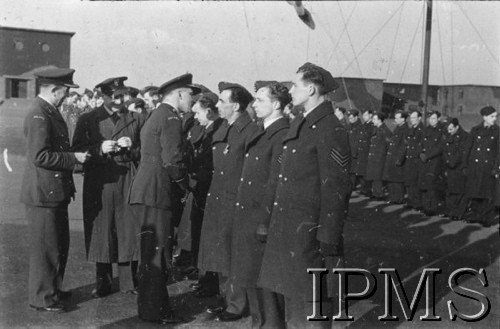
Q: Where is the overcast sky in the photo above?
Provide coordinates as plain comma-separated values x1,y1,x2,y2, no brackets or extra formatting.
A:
1,0,499,93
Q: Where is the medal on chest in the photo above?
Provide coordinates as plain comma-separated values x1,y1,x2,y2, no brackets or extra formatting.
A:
223,144,230,155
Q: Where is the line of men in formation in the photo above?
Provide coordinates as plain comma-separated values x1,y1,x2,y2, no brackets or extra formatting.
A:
20,65,500,328
341,106,499,227
21,63,351,328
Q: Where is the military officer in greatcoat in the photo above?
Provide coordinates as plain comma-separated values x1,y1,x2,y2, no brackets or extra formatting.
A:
443,118,471,220
72,77,146,298
365,112,392,199
197,82,260,321
354,109,374,196
259,63,351,328
347,109,362,190
418,111,446,216
229,81,290,327
128,73,200,324
463,106,499,227
21,68,90,312
404,110,424,210
383,110,409,204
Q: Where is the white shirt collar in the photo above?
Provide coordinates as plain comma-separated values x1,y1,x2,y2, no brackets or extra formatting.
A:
263,116,283,130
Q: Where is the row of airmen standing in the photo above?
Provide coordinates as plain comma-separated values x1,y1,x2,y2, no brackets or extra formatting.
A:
21,64,351,329
347,106,499,226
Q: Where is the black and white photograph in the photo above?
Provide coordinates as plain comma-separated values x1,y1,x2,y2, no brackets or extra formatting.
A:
0,0,498,328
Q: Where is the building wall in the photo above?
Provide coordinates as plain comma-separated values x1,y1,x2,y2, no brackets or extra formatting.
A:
438,85,500,116
0,28,72,76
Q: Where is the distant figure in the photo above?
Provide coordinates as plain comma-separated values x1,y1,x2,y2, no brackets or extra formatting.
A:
334,106,347,125
365,112,392,199
404,110,424,210
383,110,409,204
463,106,499,227
354,109,374,196
418,111,446,216
347,109,362,190
443,118,471,221
21,68,89,313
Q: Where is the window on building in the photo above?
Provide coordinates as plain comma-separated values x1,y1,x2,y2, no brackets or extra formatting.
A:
443,89,448,99
458,89,464,99
7,79,28,99
458,105,464,115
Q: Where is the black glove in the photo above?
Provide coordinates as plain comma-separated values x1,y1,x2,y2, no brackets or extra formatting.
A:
255,224,268,243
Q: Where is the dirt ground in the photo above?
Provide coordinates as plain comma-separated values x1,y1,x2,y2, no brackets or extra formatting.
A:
0,109,499,328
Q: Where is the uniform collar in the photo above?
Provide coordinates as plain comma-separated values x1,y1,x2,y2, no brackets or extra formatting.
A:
232,111,253,132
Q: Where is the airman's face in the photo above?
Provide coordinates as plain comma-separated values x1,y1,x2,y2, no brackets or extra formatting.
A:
192,102,210,126
447,123,459,135
348,114,358,124
290,72,310,107
394,113,405,126
253,87,276,120
428,114,439,127
484,112,498,126
54,87,69,108
410,112,421,127
372,115,382,127
217,89,237,121
334,108,345,121
178,88,194,113
362,111,372,123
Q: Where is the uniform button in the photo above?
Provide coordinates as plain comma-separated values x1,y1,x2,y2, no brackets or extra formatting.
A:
54,173,60,178
292,149,296,153
477,148,480,151
475,159,479,162
279,174,282,178
487,148,491,151
312,125,316,129
207,193,211,196
212,146,216,150
236,202,239,206
283,146,287,150
485,160,488,163
248,181,252,185
220,171,224,175
240,178,244,181
284,177,288,181
255,156,259,160
478,136,481,139
274,202,278,206
245,153,249,157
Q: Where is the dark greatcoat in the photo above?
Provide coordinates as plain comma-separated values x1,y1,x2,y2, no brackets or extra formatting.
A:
347,120,362,174
465,123,499,199
128,103,188,209
21,97,77,207
197,111,260,276
353,122,374,177
72,106,145,263
177,118,224,253
418,125,446,191
230,118,290,288
443,127,471,194
382,123,409,183
404,122,424,185
258,102,351,300
495,144,500,207
365,124,392,181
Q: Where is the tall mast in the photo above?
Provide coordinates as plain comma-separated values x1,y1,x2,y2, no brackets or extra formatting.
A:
421,0,433,124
